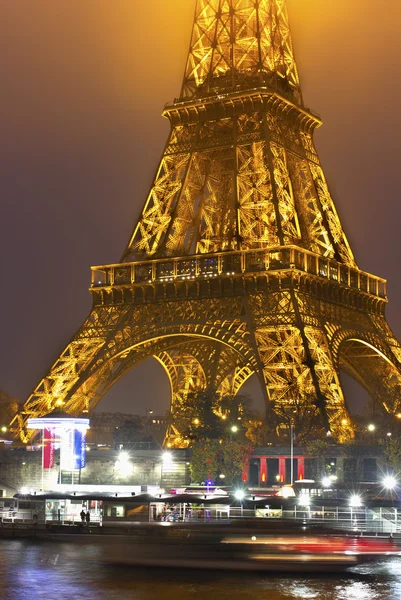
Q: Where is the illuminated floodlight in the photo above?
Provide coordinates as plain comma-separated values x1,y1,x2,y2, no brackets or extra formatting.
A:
367,423,376,432
321,476,332,488
162,451,173,467
0,426,7,433
298,493,310,507
235,490,245,501
382,475,397,490
349,494,362,508
115,451,132,477
231,425,238,433
19,487,29,495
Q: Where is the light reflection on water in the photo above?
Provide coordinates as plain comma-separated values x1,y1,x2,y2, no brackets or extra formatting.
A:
1,540,401,600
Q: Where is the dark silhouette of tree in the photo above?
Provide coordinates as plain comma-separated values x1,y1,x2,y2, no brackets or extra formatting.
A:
190,439,254,485
113,417,144,444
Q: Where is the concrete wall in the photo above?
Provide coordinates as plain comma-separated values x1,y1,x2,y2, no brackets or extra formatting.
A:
0,446,191,493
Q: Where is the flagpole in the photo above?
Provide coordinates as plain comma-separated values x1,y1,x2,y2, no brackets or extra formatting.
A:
41,429,44,491
290,421,294,485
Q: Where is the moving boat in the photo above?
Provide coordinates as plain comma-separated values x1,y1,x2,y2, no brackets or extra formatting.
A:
102,533,400,573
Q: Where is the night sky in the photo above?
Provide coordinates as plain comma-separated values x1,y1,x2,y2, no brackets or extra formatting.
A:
1,0,401,418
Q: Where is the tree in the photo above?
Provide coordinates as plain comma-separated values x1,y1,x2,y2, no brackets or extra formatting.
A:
244,417,274,446
221,441,254,485
190,439,254,486
0,389,19,434
272,384,328,444
190,440,221,483
305,439,331,480
383,436,401,473
113,417,144,444
174,390,257,444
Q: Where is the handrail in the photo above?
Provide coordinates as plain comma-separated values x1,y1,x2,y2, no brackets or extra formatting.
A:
90,246,386,300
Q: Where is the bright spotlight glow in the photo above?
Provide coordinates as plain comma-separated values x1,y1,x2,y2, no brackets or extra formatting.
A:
19,487,29,495
235,490,245,501
162,452,173,466
383,475,397,490
321,477,332,488
115,451,132,477
349,494,362,508
276,485,295,498
231,425,238,433
298,493,310,507
368,423,376,432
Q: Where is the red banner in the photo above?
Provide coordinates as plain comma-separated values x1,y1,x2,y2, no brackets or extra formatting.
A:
43,428,55,469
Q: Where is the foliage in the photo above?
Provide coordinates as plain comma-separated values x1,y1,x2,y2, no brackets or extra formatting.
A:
112,417,144,443
0,389,19,430
383,436,401,473
272,385,328,444
175,390,256,444
190,439,254,485
190,440,221,483
305,439,330,458
244,418,274,446
305,438,333,480
221,441,254,485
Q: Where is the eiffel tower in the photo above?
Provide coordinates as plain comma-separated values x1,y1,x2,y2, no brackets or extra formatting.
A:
11,0,401,445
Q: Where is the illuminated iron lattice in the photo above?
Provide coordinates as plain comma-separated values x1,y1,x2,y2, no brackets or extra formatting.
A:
11,0,401,446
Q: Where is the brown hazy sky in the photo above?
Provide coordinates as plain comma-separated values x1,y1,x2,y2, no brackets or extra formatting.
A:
1,0,401,416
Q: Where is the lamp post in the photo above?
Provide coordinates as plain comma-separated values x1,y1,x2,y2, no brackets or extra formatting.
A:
290,420,294,485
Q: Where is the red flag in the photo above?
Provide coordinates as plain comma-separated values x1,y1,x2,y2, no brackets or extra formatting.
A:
43,428,55,469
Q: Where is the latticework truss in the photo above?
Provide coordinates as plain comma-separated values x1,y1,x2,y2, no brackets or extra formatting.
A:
9,0,401,446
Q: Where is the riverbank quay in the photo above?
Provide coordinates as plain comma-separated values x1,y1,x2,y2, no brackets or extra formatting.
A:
1,517,401,542
6,488,401,534
0,519,399,574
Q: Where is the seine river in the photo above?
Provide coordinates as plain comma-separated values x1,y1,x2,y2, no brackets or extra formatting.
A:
1,539,401,600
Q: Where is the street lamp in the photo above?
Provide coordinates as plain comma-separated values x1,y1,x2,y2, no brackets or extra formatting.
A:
321,476,332,488
115,451,133,477
229,425,238,441
235,489,245,517
162,451,173,467
349,494,362,508
382,475,397,490
367,423,376,432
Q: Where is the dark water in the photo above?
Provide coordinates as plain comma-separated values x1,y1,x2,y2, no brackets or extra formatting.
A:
1,539,401,600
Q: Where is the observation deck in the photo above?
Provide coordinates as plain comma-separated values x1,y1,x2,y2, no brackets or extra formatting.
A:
90,246,386,302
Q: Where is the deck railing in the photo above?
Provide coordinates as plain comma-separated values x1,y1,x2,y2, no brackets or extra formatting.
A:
91,246,386,299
